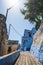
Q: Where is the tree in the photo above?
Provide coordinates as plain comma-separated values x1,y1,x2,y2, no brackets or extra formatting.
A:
21,0,43,30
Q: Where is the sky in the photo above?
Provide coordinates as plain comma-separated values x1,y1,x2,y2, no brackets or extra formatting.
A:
0,0,35,44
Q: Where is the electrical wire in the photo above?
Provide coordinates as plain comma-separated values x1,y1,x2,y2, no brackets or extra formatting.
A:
8,24,22,39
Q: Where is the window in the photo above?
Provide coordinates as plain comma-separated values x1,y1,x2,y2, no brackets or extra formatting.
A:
29,32,31,37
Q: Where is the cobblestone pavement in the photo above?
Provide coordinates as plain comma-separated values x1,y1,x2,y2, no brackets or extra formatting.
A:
14,51,41,65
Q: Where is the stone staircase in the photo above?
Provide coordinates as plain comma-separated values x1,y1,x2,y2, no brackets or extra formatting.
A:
15,51,41,65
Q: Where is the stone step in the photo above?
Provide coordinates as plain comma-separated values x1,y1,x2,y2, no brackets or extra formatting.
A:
14,51,41,65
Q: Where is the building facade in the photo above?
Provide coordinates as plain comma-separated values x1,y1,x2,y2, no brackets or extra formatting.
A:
0,14,8,56
7,40,20,54
21,28,36,51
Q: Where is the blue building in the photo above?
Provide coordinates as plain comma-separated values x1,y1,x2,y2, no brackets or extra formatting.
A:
21,28,36,51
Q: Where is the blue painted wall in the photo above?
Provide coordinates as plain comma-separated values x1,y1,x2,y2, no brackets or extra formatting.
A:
0,51,20,65
21,28,36,51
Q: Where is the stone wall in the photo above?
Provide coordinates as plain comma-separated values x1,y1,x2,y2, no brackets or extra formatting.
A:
30,24,43,65
7,44,20,54
0,14,8,56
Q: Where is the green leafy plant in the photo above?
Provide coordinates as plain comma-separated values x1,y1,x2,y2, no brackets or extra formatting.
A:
21,0,43,30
